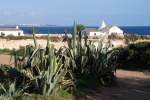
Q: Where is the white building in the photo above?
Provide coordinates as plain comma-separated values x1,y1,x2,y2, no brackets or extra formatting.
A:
99,20,107,29
82,21,124,37
82,28,105,37
0,26,24,36
98,21,124,37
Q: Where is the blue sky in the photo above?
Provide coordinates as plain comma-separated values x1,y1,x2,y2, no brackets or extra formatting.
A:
0,0,150,26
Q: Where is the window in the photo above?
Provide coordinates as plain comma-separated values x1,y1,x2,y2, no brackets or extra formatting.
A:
83,31,87,37
18,32,21,36
1,32,5,36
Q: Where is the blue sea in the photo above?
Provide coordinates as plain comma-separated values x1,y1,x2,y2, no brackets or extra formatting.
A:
18,26,150,35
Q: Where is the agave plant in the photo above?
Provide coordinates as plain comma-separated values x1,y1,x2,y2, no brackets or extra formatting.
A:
0,81,28,97
65,22,90,74
28,39,74,95
9,28,75,95
0,95,13,100
89,41,118,86
64,22,119,86
2,23,119,99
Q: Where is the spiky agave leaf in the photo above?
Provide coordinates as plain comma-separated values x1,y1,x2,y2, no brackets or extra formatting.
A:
73,21,77,49
20,69,34,80
32,26,37,48
41,52,72,96
7,29,75,96
0,82,28,97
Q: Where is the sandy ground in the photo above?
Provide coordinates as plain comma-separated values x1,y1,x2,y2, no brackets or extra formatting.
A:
0,54,14,66
0,39,126,66
82,70,150,100
0,39,67,50
0,55,150,100
0,38,150,50
0,38,126,50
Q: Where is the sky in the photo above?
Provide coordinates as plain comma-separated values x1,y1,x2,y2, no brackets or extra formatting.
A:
0,0,150,26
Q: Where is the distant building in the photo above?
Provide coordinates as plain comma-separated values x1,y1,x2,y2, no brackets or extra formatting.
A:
99,20,107,29
0,26,24,36
82,28,105,37
82,21,124,37
98,21,124,37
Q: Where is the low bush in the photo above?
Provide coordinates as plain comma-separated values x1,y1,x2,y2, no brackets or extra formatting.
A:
0,49,12,54
124,34,150,43
116,42,150,70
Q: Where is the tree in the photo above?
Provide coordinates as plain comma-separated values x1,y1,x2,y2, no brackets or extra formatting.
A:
77,24,85,33
76,24,85,42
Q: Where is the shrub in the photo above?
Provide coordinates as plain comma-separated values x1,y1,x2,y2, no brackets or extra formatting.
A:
117,42,150,70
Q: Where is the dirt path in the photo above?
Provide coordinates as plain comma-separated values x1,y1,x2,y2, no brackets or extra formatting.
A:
0,54,14,65
82,70,150,100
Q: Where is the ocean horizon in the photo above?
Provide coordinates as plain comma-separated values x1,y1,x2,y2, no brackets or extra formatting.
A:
19,26,150,35
0,26,150,35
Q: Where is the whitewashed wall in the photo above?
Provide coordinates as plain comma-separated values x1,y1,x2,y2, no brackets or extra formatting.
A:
109,26,124,37
89,32,106,36
0,30,24,36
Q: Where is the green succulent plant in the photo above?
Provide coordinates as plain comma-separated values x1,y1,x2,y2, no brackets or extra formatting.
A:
65,22,118,86
10,30,75,96
0,81,28,97
0,22,120,98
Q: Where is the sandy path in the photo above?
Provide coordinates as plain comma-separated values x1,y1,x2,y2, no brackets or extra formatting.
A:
0,54,13,65
82,70,150,100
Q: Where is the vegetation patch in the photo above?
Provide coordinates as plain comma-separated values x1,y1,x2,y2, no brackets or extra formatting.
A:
124,34,150,43
0,23,118,99
0,49,12,55
116,42,150,71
